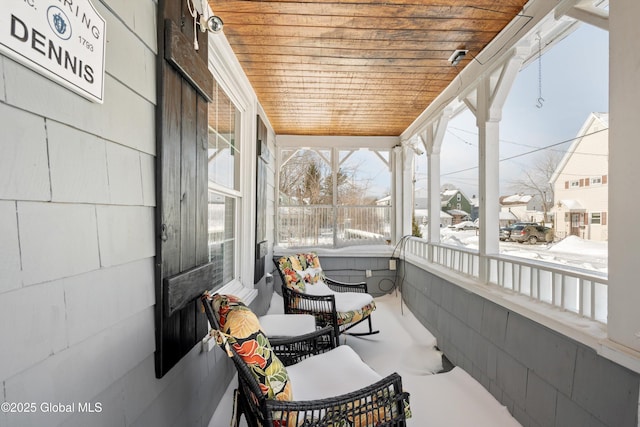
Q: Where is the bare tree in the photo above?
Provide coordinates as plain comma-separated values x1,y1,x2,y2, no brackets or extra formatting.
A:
509,151,562,222
280,150,373,206
279,150,331,204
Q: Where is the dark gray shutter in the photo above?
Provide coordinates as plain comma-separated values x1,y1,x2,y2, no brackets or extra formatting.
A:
155,0,213,378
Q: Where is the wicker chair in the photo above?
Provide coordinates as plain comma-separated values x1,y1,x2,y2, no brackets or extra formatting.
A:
274,253,379,345
201,293,410,427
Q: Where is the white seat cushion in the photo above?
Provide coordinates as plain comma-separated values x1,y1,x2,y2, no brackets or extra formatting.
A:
258,314,316,337
286,345,382,400
304,281,374,312
302,280,334,296
333,292,375,313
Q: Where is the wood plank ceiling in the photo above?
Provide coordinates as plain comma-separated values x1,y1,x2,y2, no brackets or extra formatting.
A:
209,0,528,136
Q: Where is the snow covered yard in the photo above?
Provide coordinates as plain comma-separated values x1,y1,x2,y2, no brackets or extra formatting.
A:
208,293,522,427
440,228,608,273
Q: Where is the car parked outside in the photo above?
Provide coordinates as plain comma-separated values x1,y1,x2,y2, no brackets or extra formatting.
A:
499,222,538,241
499,227,512,241
449,220,478,231
510,224,554,244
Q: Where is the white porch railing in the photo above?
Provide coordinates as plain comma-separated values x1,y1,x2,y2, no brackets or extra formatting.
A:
404,237,608,323
277,205,391,247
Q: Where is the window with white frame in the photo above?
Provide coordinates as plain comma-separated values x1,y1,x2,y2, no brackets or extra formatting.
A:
590,176,602,185
277,147,391,247
591,212,601,224
570,180,580,188
207,82,241,287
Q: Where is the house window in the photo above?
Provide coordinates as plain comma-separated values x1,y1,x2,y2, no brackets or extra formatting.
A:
457,203,461,209
208,82,241,286
570,180,580,188
277,147,391,247
590,176,602,185
591,212,601,224
456,193,462,201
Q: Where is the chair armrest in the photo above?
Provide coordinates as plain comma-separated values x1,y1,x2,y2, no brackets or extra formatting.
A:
281,286,341,347
264,373,410,426
270,326,336,366
325,277,369,293
281,286,338,313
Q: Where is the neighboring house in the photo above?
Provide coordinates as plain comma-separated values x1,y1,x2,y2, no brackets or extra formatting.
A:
414,187,453,228
441,189,473,224
550,112,609,241
376,195,391,206
499,194,545,224
446,209,472,224
499,210,519,227
414,209,453,228
469,195,480,221
413,187,453,227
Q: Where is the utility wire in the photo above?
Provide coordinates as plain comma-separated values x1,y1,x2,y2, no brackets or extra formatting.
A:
448,126,608,156
441,128,608,177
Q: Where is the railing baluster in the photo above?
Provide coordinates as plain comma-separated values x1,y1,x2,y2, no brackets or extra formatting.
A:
591,280,596,320
400,237,607,324
578,277,584,316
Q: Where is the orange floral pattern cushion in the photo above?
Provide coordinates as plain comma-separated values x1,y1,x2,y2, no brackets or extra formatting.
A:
277,253,377,326
277,253,324,293
211,294,293,401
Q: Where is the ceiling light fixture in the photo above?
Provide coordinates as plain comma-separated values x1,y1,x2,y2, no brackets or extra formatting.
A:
448,49,468,66
187,0,224,49
205,15,224,33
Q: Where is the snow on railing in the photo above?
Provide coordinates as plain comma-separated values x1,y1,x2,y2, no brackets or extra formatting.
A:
403,237,608,323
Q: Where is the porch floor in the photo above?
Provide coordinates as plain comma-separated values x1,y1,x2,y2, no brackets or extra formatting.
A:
208,292,521,426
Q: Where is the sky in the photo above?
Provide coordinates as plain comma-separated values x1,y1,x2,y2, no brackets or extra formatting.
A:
415,22,609,199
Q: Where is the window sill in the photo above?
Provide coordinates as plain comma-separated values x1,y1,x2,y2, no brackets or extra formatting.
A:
214,280,257,305
273,244,396,257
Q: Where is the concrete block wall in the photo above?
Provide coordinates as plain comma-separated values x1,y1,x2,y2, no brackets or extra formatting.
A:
0,1,232,426
401,261,639,427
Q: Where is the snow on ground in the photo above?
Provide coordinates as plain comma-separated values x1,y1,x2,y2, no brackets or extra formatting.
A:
209,293,522,427
438,229,607,273
209,233,607,426
547,235,607,257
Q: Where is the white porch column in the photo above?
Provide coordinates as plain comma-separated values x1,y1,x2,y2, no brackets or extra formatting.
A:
392,145,406,242
465,53,524,281
608,0,640,353
426,149,441,244
402,145,416,239
476,78,501,260
423,111,450,246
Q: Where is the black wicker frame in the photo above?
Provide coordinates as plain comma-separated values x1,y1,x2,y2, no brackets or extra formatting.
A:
201,294,409,427
274,256,380,346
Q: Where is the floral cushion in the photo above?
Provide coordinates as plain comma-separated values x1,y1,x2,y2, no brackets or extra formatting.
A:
336,300,376,327
277,253,324,293
210,294,293,401
277,253,377,327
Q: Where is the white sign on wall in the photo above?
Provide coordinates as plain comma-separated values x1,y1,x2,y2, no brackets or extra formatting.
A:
0,0,106,103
